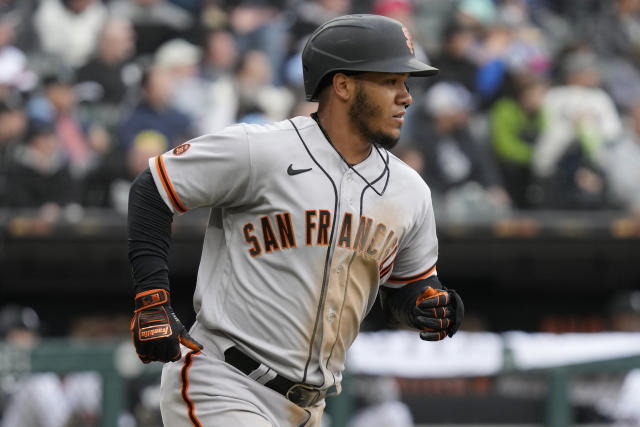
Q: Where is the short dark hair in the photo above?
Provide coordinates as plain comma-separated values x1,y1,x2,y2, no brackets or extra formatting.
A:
315,70,364,100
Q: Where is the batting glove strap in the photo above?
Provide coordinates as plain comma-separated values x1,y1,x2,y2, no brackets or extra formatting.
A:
134,288,170,312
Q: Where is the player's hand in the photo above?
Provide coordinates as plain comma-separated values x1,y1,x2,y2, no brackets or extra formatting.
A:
130,289,203,363
412,286,464,341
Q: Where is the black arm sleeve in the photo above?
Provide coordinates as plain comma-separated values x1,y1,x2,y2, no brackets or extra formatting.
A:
127,168,174,293
379,275,443,328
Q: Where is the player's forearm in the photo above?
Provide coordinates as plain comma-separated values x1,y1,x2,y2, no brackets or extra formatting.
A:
128,168,174,293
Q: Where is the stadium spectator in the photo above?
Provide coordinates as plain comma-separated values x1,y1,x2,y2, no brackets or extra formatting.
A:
226,0,288,85
372,0,411,24
0,0,38,51
118,66,192,149
110,130,168,214
287,0,352,56
0,18,37,93
453,0,497,35
0,305,104,427
495,5,551,77
490,73,548,209
153,38,224,135
517,0,573,56
546,0,604,32
201,28,238,82
591,0,640,69
403,81,510,219
109,0,194,56
27,72,110,179
0,304,73,427
0,92,27,168
429,21,479,94
603,100,640,214
473,23,521,108
532,49,623,209
154,37,287,132
33,0,107,68
0,305,41,347
451,1,551,109
233,49,294,123
4,120,77,208
590,0,640,112
0,92,27,204
75,17,137,110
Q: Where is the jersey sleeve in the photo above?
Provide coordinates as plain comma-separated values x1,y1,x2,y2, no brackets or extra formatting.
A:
383,186,438,288
148,124,253,214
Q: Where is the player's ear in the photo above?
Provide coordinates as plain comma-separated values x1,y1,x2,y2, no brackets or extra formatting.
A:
332,72,355,102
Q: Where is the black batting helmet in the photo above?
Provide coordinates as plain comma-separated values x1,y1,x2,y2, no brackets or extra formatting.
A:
302,14,438,102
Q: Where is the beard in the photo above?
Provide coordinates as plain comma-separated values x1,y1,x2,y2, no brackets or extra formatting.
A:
348,84,400,150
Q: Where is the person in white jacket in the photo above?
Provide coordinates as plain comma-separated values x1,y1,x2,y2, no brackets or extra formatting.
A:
532,50,622,208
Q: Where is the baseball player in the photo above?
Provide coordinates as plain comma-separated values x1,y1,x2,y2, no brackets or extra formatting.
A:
128,14,464,427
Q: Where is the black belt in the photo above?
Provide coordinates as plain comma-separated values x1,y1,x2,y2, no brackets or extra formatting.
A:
223,346,326,407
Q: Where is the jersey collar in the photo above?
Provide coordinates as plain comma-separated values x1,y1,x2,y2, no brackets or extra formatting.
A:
310,113,390,196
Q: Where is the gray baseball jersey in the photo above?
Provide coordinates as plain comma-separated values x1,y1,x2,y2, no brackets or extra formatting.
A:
149,115,438,410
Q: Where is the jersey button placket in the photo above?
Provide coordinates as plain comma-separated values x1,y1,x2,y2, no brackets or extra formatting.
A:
340,170,356,212
348,173,355,208
347,176,355,208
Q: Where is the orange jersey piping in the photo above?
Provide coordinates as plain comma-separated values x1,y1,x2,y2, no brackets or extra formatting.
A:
155,155,187,213
387,263,437,284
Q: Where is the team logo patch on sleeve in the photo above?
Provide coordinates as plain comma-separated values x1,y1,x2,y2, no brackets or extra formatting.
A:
173,143,191,156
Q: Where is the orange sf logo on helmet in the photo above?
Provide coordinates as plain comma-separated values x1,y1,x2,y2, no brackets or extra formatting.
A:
402,26,414,55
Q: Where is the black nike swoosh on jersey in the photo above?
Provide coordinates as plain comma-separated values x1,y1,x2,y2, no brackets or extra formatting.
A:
287,164,312,176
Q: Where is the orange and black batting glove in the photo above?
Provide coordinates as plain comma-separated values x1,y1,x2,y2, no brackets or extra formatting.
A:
413,286,464,341
130,289,203,363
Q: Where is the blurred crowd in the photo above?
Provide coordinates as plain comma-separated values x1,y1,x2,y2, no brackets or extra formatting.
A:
1,0,640,220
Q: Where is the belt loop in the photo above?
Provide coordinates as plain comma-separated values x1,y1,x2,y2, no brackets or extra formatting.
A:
253,366,278,385
248,363,270,381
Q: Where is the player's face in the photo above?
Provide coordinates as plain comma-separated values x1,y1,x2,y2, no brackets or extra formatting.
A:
348,72,412,150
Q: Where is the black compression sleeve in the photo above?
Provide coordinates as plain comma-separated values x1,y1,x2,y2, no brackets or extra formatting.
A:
379,275,443,328
127,168,173,293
